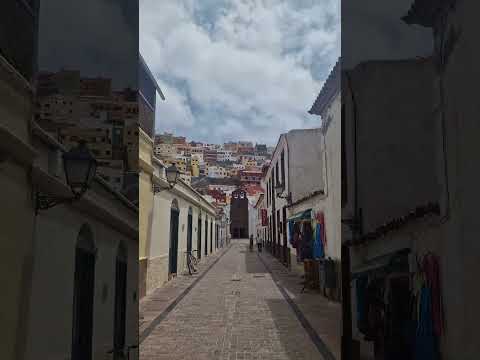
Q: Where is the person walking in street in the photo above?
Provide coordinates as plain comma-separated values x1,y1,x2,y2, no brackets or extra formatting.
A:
249,234,254,252
257,235,262,252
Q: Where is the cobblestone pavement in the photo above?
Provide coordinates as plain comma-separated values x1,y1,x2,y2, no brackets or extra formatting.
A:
140,244,230,336
140,239,335,360
258,251,341,360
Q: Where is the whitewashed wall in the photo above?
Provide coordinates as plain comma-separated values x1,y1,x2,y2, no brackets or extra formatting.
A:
286,129,325,204
25,202,138,360
148,180,217,294
321,93,342,261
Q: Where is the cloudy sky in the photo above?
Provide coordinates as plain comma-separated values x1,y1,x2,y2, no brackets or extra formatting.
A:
140,0,340,146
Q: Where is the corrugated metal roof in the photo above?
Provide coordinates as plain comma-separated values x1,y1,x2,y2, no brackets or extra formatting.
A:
309,58,340,116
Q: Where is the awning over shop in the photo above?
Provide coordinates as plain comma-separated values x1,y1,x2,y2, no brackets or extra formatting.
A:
288,209,312,222
350,248,410,280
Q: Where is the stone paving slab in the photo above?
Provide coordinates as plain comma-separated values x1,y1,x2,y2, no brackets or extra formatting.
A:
140,240,340,360
258,251,342,360
139,244,232,336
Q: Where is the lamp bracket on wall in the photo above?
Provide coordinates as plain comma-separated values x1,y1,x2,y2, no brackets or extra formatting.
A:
35,190,83,215
152,164,179,194
34,141,96,214
152,183,174,194
274,182,291,203
276,191,292,203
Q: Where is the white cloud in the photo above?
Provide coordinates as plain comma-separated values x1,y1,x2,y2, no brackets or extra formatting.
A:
140,0,339,145
154,81,195,131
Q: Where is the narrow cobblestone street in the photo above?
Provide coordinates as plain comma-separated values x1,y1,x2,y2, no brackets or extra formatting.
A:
140,240,339,360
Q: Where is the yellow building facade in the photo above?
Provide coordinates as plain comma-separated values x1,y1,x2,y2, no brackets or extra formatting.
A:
191,164,200,177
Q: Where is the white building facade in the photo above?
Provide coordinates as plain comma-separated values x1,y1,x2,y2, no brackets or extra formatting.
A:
207,165,228,179
145,157,221,294
263,126,340,280
217,150,235,162
308,59,342,299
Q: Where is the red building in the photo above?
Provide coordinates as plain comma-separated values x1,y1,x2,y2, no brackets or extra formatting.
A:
239,170,262,185
207,189,227,204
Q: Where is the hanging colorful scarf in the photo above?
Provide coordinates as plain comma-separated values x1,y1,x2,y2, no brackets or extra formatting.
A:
313,223,324,258
423,254,444,337
415,285,440,360
302,222,314,260
315,211,327,249
288,221,294,245
412,272,424,324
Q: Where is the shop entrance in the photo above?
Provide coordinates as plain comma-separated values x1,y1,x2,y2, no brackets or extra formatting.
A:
353,249,413,360
71,225,95,360
169,200,180,275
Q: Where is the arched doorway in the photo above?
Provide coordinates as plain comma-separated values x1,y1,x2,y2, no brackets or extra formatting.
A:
187,207,193,254
113,242,127,360
197,212,202,260
72,225,96,360
204,216,208,256
169,199,180,275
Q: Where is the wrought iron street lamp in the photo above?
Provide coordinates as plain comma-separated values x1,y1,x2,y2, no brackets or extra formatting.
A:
36,141,97,212
166,163,179,186
153,164,180,193
63,140,97,197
